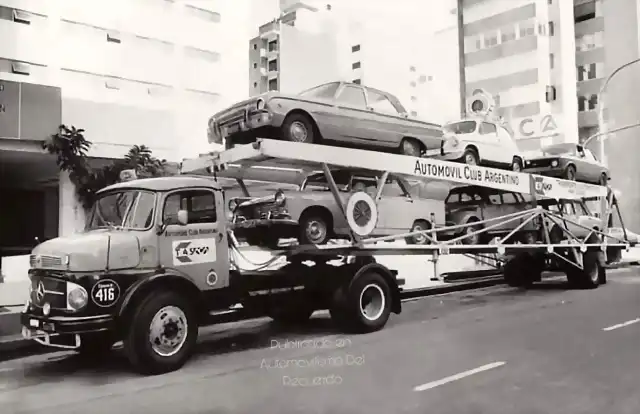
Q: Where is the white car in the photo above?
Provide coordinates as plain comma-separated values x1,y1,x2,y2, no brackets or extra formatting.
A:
437,118,523,171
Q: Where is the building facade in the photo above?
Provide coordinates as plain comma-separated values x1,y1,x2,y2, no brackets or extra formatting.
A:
0,0,249,263
442,0,640,230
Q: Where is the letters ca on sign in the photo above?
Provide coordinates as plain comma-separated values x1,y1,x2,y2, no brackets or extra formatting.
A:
512,115,558,137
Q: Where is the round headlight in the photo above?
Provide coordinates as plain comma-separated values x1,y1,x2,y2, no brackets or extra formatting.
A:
551,160,559,167
67,285,88,311
256,99,266,110
274,190,286,206
229,199,238,211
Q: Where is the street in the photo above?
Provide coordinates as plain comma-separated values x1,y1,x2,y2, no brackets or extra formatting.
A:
1,268,639,414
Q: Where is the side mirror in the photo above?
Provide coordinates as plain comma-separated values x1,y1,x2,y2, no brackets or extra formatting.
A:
177,210,188,226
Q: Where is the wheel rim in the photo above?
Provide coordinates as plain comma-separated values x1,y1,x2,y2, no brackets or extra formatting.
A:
588,261,599,284
567,168,576,180
353,200,372,227
465,153,477,165
289,121,308,142
305,219,327,244
412,224,428,244
149,306,188,357
512,161,521,172
403,141,420,156
359,283,385,321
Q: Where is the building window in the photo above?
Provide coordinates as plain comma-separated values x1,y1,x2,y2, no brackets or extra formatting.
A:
410,96,417,102
10,61,31,75
587,63,597,79
268,59,278,71
575,2,596,23
519,20,536,38
577,63,597,81
268,40,278,52
410,111,418,117
253,63,258,69
409,66,416,72
352,44,360,52
588,94,598,110
352,61,361,69
501,25,516,43
352,79,361,84
578,96,587,112
184,5,221,23
253,82,258,88
253,44,257,50
10,8,32,25
418,75,428,83
550,53,555,69
576,32,603,51
410,81,417,87
484,31,498,47
548,21,555,36
268,78,278,91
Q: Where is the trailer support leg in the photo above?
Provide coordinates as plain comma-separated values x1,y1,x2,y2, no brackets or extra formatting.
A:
430,231,440,282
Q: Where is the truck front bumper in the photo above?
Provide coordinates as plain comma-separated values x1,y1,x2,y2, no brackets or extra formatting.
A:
21,312,115,350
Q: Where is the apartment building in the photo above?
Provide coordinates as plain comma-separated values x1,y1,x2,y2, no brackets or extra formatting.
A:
444,0,640,230
0,0,249,261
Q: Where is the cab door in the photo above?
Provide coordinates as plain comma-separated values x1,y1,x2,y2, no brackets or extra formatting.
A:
158,188,229,291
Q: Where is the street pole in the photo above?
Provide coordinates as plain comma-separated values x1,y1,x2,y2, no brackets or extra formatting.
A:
583,121,640,151
596,58,640,166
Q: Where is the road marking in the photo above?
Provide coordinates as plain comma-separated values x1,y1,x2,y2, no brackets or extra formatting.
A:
603,318,640,331
413,361,506,392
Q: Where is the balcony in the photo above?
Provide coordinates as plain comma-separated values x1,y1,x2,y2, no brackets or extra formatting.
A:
266,48,278,59
259,21,279,41
259,67,267,77
267,69,278,80
259,48,267,58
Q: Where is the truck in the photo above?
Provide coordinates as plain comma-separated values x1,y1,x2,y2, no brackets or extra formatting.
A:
21,174,405,375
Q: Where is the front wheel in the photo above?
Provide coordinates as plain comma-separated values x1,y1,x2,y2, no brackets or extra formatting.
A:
299,212,331,245
463,148,479,165
564,165,577,181
405,220,432,245
124,291,198,375
282,113,316,143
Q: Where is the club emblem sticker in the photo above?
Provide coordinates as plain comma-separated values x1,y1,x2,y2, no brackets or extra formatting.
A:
172,239,217,266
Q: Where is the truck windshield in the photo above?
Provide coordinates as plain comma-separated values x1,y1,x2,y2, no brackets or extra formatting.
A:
443,121,477,134
86,190,156,230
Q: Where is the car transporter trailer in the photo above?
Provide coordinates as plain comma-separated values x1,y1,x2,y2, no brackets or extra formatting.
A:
182,138,634,290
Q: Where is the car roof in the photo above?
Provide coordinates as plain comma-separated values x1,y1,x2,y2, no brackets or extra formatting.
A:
98,175,219,193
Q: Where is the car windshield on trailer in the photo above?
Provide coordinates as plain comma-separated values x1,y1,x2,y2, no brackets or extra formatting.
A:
300,170,351,192
298,82,340,99
443,121,477,134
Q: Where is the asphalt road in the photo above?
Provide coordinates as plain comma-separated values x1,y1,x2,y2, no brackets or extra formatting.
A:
1,268,639,414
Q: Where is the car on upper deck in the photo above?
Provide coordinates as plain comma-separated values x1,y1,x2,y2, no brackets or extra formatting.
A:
230,168,446,247
437,118,524,172
207,81,444,157
522,143,609,185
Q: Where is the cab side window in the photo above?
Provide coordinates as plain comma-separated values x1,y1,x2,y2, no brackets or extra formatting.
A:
488,193,503,204
163,190,217,225
479,122,497,135
501,193,518,204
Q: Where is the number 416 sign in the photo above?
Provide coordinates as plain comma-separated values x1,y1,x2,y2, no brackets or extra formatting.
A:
91,279,121,307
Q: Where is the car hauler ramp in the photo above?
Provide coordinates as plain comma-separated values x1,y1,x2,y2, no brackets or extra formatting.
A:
181,139,607,200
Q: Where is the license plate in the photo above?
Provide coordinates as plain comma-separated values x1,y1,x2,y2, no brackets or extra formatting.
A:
29,319,39,328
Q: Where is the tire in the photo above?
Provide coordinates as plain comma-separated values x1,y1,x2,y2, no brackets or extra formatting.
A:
461,218,483,245
599,173,608,186
330,271,392,333
566,250,604,289
299,211,331,245
399,138,422,157
512,157,523,172
76,333,114,357
405,220,431,245
564,165,577,181
124,291,198,375
504,254,541,288
282,113,316,143
463,148,479,165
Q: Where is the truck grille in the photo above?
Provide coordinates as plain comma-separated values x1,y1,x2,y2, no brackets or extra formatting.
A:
237,203,285,220
30,254,64,270
30,275,67,310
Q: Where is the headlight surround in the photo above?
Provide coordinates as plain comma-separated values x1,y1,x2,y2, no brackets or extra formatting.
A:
256,99,266,110
66,282,88,311
444,135,460,148
274,190,286,206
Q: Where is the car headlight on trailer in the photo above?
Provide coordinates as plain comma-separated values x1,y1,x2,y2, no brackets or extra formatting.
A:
256,99,266,110
551,160,559,167
444,135,460,148
66,282,88,311
274,190,286,206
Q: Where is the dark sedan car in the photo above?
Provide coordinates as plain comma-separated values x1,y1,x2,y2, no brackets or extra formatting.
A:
207,81,444,157
522,143,609,185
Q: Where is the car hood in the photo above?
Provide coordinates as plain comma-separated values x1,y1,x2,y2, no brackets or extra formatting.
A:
31,230,142,272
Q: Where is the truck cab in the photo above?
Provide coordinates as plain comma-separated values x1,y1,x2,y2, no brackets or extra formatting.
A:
21,175,402,375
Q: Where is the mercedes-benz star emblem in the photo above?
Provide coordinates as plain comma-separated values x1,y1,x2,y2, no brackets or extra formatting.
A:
35,282,45,304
